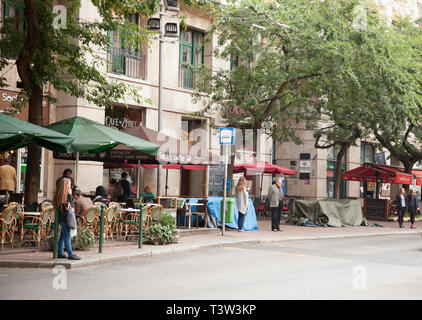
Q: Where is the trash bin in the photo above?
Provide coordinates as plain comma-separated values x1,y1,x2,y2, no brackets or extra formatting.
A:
221,198,235,223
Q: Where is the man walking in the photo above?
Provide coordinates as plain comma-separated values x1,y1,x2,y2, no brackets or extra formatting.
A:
267,177,284,232
396,187,407,228
0,158,17,204
407,188,419,229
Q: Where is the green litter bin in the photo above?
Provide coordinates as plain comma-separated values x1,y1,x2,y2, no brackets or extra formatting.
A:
221,198,235,223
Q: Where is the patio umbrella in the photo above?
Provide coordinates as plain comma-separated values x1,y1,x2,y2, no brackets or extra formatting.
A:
0,113,74,153
233,161,296,198
46,116,160,185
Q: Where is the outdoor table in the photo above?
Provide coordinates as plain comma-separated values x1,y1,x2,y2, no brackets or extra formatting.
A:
185,203,204,229
23,212,41,216
119,208,140,213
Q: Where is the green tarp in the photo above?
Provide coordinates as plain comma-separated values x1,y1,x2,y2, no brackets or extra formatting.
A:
286,199,368,227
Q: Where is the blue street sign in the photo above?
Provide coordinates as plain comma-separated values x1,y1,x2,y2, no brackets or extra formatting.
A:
222,178,231,191
219,128,234,145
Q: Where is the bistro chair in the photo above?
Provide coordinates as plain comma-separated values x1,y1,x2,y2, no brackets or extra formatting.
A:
19,206,54,250
149,205,164,222
103,205,118,242
78,206,100,229
39,200,53,212
108,202,123,238
192,199,208,228
122,208,153,241
0,204,17,250
176,199,187,228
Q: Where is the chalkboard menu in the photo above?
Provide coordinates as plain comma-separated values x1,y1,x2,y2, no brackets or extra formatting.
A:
365,199,388,221
208,162,225,197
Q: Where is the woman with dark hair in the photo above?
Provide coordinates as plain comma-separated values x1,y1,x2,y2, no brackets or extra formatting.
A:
93,185,109,204
53,178,81,260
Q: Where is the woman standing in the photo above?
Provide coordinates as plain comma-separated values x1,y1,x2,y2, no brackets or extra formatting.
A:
53,178,81,260
234,177,249,232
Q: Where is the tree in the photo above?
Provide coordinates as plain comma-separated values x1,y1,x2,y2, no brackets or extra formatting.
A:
0,0,212,204
357,18,422,186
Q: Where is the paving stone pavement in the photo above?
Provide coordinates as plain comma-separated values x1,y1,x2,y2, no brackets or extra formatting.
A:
0,218,420,269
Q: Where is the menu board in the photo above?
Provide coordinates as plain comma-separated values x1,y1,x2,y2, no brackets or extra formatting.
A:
208,162,225,197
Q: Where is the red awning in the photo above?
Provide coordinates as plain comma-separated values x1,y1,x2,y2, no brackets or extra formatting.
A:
142,164,206,170
342,163,413,185
412,169,422,186
233,161,296,176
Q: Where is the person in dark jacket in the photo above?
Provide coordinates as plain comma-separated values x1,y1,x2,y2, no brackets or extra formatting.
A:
396,187,407,228
56,168,76,192
407,188,419,229
119,172,132,202
93,185,109,205
53,178,81,260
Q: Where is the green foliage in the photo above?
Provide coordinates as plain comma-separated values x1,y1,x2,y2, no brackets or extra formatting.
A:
46,221,97,251
145,212,178,245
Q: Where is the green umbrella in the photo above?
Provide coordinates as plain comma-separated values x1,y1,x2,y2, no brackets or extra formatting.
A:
45,116,160,184
0,113,74,153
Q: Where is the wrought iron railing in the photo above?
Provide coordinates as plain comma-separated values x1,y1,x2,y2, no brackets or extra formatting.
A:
178,65,197,89
107,47,146,80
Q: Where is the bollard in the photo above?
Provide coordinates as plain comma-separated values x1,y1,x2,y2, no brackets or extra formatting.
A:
98,205,105,253
53,208,60,259
138,204,143,249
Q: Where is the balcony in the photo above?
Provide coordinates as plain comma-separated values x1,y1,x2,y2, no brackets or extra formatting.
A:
107,47,146,80
178,65,197,90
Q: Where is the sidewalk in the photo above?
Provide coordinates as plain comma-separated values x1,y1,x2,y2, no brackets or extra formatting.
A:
0,218,420,269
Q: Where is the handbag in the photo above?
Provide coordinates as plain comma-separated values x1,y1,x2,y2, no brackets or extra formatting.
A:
65,203,77,230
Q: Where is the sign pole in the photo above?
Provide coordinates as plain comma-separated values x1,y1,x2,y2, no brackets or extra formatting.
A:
222,145,228,236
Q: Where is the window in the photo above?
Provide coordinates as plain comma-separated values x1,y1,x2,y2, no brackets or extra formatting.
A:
230,55,239,71
2,0,25,32
360,142,374,164
179,28,204,89
326,146,347,198
107,13,146,79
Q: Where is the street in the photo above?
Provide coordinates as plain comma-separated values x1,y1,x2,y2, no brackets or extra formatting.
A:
1,233,422,300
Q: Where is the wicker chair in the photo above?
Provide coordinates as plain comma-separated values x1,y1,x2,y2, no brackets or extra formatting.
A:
149,205,164,222
103,205,118,242
78,206,100,229
122,208,153,241
19,206,54,250
192,199,208,228
0,204,17,250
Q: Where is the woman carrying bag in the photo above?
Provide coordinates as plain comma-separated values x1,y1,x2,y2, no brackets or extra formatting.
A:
234,177,249,232
53,178,81,260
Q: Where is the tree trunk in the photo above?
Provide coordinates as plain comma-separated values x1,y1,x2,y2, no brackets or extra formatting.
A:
403,160,416,193
24,85,43,206
334,144,348,199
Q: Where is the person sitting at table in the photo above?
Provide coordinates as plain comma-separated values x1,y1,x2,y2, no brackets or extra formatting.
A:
93,186,110,205
141,186,155,201
73,189,93,218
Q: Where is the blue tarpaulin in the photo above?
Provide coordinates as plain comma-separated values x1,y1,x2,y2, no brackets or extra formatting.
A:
178,196,258,231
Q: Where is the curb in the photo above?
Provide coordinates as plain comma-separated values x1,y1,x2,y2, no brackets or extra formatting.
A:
0,230,420,269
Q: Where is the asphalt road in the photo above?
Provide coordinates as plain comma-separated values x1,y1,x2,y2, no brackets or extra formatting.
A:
1,234,422,300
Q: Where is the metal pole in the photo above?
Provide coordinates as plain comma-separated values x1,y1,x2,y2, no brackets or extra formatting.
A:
53,208,60,259
137,160,141,199
157,0,164,197
222,145,228,236
165,169,169,196
138,204,144,248
98,205,105,253
75,152,79,188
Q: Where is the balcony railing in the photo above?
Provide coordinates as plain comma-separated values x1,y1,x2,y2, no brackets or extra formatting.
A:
178,65,197,89
107,47,146,80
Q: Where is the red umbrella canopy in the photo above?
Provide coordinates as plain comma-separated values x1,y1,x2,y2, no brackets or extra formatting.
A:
233,161,296,175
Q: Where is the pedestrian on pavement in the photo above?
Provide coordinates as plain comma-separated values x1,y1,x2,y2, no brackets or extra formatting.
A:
396,187,407,228
234,177,249,232
73,189,93,218
53,177,81,260
56,168,76,192
0,158,17,204
267,177,284,232
407,188,419,229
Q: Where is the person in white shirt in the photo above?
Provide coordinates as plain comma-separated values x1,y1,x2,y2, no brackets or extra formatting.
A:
234,177,249,232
